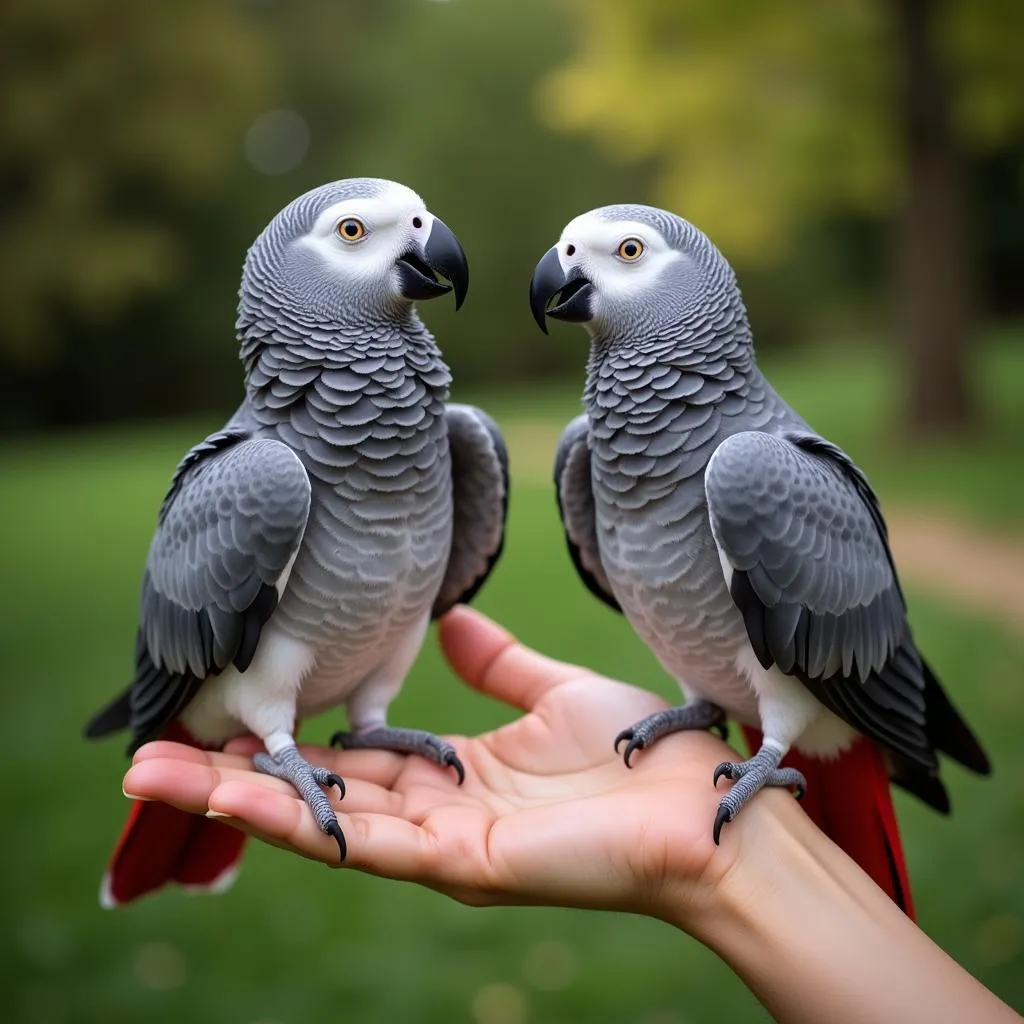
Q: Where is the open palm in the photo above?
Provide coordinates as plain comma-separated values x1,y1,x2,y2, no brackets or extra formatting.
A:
124,607,749,917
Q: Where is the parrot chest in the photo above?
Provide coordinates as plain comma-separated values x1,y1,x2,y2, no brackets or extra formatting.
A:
586,397,766,717
593,463,760,717
266,387,453,692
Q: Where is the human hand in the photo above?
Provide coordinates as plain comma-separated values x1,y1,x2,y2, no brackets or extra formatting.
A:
124,608,1021,1023
123,607,790,925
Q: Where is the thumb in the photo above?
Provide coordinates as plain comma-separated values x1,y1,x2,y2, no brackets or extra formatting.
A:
438,606,580,713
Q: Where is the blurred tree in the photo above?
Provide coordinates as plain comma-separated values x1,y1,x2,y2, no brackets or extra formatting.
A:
0,0,639,431
541,0,1024,437
0,0,277,367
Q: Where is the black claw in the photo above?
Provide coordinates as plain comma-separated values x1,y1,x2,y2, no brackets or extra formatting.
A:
712,722,730,741
326,819,347,862
622,737,644,768
328,731,349,749
713,805,731,845
793,782,806,800
613,728,633,754
713,762,735,787
326,773,346,799
444,751,466,785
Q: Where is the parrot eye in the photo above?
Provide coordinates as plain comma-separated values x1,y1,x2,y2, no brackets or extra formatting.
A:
336,218,367,242
616,238,645,262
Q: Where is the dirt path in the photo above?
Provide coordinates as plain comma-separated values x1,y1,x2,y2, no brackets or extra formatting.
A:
886,511,1024,633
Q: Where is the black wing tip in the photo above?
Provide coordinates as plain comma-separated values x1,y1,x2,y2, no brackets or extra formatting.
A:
83,688,133,740
232,583,279,672
889,761,952,814
919,657,993,777
729,570,774,670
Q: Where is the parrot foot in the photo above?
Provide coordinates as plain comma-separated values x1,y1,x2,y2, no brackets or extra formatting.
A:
614,700,728,768
253,746,347,862
330,726,465,785
712,745,806,845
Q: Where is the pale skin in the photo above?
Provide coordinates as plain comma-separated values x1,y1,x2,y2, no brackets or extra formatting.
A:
124,607,1020,1024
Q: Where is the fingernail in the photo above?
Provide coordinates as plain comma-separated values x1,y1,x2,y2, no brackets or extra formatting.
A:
205,809,231,819
122,784,154,801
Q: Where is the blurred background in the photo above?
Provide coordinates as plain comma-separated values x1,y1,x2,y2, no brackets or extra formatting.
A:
2,0,1022,1021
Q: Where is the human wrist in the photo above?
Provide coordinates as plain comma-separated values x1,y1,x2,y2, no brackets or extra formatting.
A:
657,786,831,954
656,793,1020,1024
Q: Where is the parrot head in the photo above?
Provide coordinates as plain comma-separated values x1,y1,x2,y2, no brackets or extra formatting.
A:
529,204,741,343
240,177,469,330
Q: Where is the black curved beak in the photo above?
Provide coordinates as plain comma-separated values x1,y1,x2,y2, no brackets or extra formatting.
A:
529,246,593,334
397,216,469,310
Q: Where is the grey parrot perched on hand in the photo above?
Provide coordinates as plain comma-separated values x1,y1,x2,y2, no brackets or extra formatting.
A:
86,178,508,906
530,204,989,915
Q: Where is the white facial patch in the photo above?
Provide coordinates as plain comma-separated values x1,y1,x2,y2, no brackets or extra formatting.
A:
556,212,683,302
295,181,435,284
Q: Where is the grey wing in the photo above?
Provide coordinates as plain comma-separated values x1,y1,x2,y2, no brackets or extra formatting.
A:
705,429,935,769
554,414,621,613
86,430,311,750
431,404,509,618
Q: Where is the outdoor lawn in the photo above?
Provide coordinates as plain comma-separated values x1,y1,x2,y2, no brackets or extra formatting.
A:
3,341,1022,1023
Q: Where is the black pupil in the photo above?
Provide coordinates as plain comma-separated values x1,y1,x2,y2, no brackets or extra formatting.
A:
624,242,637,257
413,216,423,228
344,222,359,236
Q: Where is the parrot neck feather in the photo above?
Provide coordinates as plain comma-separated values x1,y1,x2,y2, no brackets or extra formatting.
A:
233,280,450,418
583,296,762,414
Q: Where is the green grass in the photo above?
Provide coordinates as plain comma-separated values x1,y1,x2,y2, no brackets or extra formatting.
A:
1,341,1022,1023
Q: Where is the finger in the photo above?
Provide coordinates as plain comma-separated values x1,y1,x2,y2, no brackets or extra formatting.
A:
207,737,408,791
124,757,405,816
132,741,259,773
209,780,439,879
134,738,409,792
123,757,297,812
439,606,580,712
174,737,405,790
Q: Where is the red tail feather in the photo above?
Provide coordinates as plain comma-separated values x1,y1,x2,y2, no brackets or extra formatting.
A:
741,726,914,920
101,725,247,908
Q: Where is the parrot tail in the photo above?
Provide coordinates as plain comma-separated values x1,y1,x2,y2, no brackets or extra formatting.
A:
100,725,247,908
741,726,914,920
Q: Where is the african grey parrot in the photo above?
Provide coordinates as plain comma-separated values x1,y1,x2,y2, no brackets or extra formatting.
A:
529,204,989,915
86,178,508,906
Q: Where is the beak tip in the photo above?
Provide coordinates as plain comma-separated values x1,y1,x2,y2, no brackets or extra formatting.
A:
421,217,469,311
529,245,567,335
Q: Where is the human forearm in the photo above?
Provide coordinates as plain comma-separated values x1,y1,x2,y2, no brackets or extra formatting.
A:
666,792,1019,1024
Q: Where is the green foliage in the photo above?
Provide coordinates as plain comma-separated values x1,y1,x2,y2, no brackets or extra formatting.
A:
2,0,1020,429
1,345,1022,1022
0,0,278,361
541,0,1024,263
0,0,640,425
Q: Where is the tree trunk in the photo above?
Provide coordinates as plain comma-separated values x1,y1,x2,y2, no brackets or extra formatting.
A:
890,0,978,438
